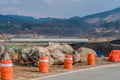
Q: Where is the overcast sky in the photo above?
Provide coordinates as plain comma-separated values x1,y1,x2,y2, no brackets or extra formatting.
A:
0,0,120,18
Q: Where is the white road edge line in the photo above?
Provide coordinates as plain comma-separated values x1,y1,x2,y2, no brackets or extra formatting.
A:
32,63,120,80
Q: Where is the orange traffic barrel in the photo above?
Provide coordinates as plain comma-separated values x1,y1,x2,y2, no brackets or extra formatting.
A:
64,54,73,69
115,51,119,62
87,53,95,65
119,50,120,61
1,60,13,80
108,50,114,61
110,50,119,62
39,56,49,73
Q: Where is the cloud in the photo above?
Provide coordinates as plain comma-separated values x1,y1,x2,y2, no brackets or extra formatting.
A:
0,0,20,4
0,6,41,18
0,0,120,18
45,0,52,3
44,0,53,5
0,6,21,14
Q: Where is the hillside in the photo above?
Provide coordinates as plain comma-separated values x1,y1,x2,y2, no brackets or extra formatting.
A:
82,7,120,25
0,7,120,37
0,14,90,36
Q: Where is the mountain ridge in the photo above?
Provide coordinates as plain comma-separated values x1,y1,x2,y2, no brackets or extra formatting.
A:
0,7,120,37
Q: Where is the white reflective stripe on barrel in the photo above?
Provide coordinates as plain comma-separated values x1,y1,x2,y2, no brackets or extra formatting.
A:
39,60,48,62
64,58,73,60
1,64,12,67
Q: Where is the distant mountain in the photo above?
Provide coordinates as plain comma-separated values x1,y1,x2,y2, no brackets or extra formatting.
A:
82,7,120,25
0,14,59,23
0,7,120,37
96,20,120,37
6,15,36,21
37,18,90,36
68,16,81,20
0,14,89,36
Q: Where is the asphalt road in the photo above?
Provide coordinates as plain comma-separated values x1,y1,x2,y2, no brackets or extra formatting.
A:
34,63,120,80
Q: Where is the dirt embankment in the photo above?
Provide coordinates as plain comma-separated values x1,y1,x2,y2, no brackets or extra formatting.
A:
12,57,113,80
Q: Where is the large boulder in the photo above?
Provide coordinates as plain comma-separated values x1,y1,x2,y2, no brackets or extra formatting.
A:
8,49,19,60
0,51,11,60
0,44,10,60
0,44,6,54
35,43,74,65
73,51,81,63
20,47,54,66
36,47,54,65
50,49,65,65
73,47,96,63
46,43,63,52
61,43,74,53
36,47,50,56
19,47,41,66
47,42,74,53
21,47,31,54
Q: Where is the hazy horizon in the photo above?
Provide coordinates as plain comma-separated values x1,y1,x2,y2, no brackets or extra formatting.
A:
0,0,120,18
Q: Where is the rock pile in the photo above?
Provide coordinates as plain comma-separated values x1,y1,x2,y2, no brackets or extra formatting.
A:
0,43,97,66
73,47,96,63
